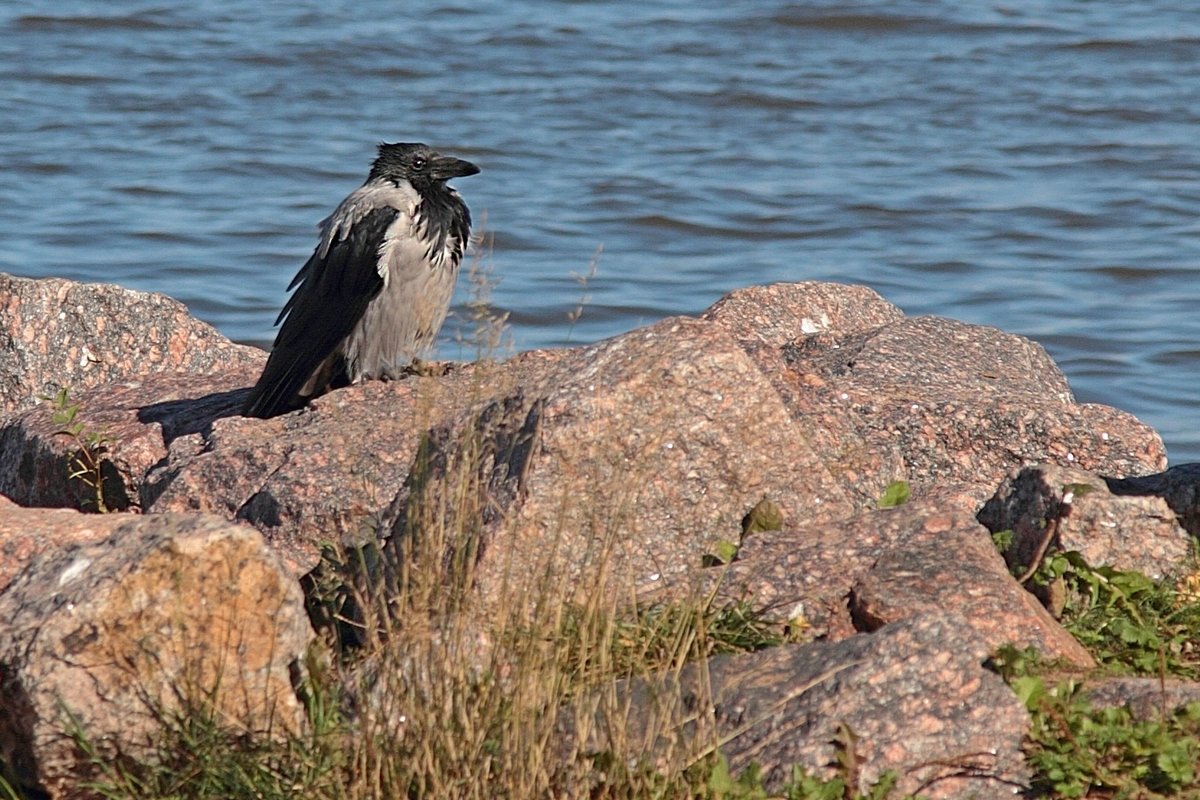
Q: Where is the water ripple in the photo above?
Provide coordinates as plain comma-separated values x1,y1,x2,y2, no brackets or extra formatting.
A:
15,12,177,31
5,0,1200,461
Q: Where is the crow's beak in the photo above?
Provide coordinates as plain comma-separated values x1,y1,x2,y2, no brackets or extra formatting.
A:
432,155,480,180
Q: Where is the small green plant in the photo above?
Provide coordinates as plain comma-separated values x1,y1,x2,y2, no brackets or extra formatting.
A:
782,722,904,799
782,765,902,800
704,754,769,799
876,481,910,509
704,601,786,656
990,528,1014,552
1029,551,1200,680
703,538,741,567
46,386,116,513
555,598,785,694
66,681,345,800
1012,675,1200,798
705,498,784,566
990,547,1200,797
987,643,1047,683
742,497,784,536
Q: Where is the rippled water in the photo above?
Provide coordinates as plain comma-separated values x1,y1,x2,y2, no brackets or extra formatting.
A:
3,2,1200,461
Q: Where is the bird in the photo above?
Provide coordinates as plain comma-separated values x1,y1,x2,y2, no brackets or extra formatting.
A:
243,142,479,418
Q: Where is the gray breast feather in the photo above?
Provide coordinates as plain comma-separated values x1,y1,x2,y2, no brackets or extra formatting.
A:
338,197,465,380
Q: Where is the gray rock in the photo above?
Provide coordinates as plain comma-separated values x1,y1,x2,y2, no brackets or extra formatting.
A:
0,512,313,800
1084,676,1200,721
0,277,1168,598
0,272,263,418
0,275,1187,799
849,511,1096,668
560,612,1030,799
404,315,859,603
979,463,1193,580
647,494,1094,667
0,370,257,512
729,310,1165,505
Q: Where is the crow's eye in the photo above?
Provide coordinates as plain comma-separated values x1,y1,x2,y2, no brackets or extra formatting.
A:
411,155,427,171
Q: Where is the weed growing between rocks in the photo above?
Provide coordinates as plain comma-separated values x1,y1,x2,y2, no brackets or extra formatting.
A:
299,363,798,798
989,538,1200,798
876,480,911,509
58,451,879,799
1025,549,1200,681
1028,682,1200,798
44,386,118,512
64,688,346,800
992,648,1200,799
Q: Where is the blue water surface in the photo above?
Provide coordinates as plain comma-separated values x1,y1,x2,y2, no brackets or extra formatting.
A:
3,1,1199,460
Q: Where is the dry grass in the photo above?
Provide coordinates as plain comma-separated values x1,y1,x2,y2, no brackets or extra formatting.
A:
308,361,743,799
58,437,764,799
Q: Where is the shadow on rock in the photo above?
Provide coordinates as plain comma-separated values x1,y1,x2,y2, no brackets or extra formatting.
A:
137,387,253,446
1104,462,1200,536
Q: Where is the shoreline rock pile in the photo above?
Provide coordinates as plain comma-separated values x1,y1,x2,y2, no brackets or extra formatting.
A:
1,271,1197,798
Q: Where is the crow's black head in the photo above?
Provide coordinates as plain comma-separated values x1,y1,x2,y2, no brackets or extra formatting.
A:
369,142,479,192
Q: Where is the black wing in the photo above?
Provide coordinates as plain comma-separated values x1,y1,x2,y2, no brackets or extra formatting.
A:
242,206,398,418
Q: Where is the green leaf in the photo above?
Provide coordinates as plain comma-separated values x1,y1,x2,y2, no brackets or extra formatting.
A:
991,529,1014,552
1011,675,1046,708
741,497,783,536
53,405,79,427
877,480,910,508
1061,482,1096,499
863,771,899,800
1156,747,1194,785
703,539,741,567
715,539,739,564
708,754,735,796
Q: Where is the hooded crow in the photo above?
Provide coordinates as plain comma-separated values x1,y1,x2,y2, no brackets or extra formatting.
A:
243,142,479,418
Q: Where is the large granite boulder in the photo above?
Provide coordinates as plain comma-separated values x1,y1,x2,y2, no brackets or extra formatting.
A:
0,510,313,799
0,272,263,418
